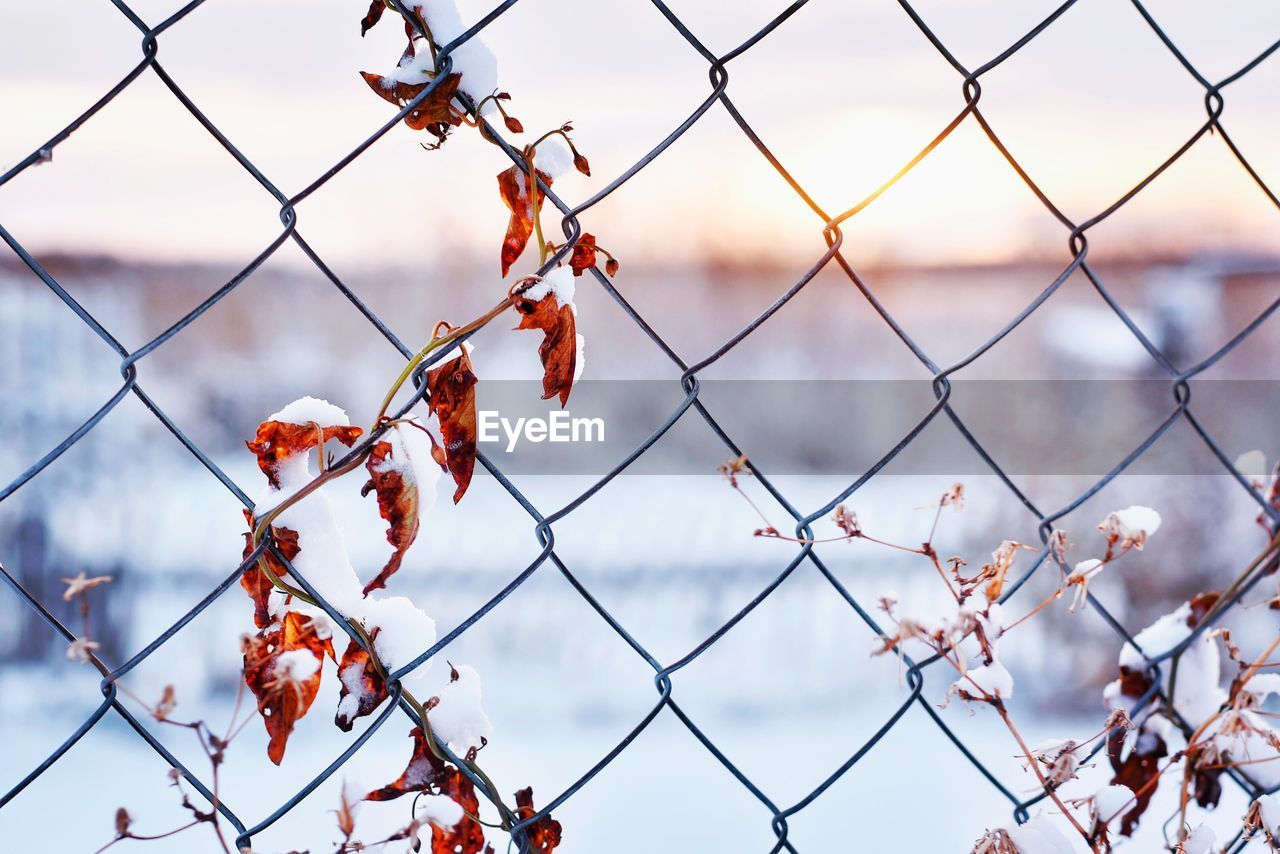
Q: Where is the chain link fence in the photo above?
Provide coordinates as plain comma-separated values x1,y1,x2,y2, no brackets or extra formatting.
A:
2,0,1280,850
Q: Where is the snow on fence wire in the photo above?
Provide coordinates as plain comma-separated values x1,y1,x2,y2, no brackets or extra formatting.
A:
2,0,1280,851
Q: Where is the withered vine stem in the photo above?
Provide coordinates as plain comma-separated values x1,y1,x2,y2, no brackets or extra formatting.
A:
247,295,527,835
523,151,548,267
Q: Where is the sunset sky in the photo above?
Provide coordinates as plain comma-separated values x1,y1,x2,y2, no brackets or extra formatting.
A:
2,0,1279,272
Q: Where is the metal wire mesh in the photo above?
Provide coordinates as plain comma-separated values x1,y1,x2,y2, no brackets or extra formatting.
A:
2,0,1280,850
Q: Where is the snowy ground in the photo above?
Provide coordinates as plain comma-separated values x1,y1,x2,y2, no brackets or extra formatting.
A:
0,692,1266,852
4,470,1279,851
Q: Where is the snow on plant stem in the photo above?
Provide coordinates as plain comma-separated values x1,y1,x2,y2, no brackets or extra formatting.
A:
532,136,575,180
429,664,493,756
521,266,576,311
401,0,500,113
1099,505,1161,550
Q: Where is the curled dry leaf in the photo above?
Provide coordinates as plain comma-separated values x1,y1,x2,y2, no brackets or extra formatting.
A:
243,611,334,765
240,509,300,629
360,70,465,141
568,234,597,277
361,441,421,595
512,292,577,407
1187,590,1220,627
359,0,385,36
246,420,362,489
335,636,388,732
367,726,446,802
431,767,487,854
1106,721,1167,836
426,347,478,504
514,787,562,853
497,165,552,277
1186,741,1224,810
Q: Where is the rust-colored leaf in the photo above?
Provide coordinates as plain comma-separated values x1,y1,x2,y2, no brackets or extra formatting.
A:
513,293,577,407
426,349,478,503
366,726,446,801
514,787,562,853
335,636,388,732
568,234,597,277
497,165,552,277
360,0,385,35
1107,722,1166,836
359,69,464,140
240,508,300,629
1117,669,1152,707
246,421,362,489
243,611,334,765
1187,591,1220,628
361,440,420,595
430,767,486,854
1187,741,1223,809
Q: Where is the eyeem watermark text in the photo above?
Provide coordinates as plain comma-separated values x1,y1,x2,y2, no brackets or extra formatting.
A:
478,411,605,452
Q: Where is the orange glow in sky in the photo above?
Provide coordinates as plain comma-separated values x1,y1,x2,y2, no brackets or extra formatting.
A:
1,0,1278,271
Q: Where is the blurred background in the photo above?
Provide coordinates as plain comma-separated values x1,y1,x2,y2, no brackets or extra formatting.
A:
3,0,1280,850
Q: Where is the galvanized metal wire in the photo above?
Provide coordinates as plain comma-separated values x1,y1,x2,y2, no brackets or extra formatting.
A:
2,0,1280,850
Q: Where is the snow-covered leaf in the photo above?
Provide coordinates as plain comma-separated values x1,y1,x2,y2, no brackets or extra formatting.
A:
429,766,486,854
417,793,464,830
1092,782,1133,825
243,610,335,764
430,664,493,756
360,69,464,141
1099,505,1161,550
513,269,578,408
245,403,363,490
1004,814,1073,854
335,637,388,732
951,659,1013,704
360,418,443,594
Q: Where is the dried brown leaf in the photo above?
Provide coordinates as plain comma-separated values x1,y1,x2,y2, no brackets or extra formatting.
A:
335,636,388,732
243,610,334,765
426,349,478,503
360,440,421,595
366,726,446,801
512,293,576,407
497,165,552,277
